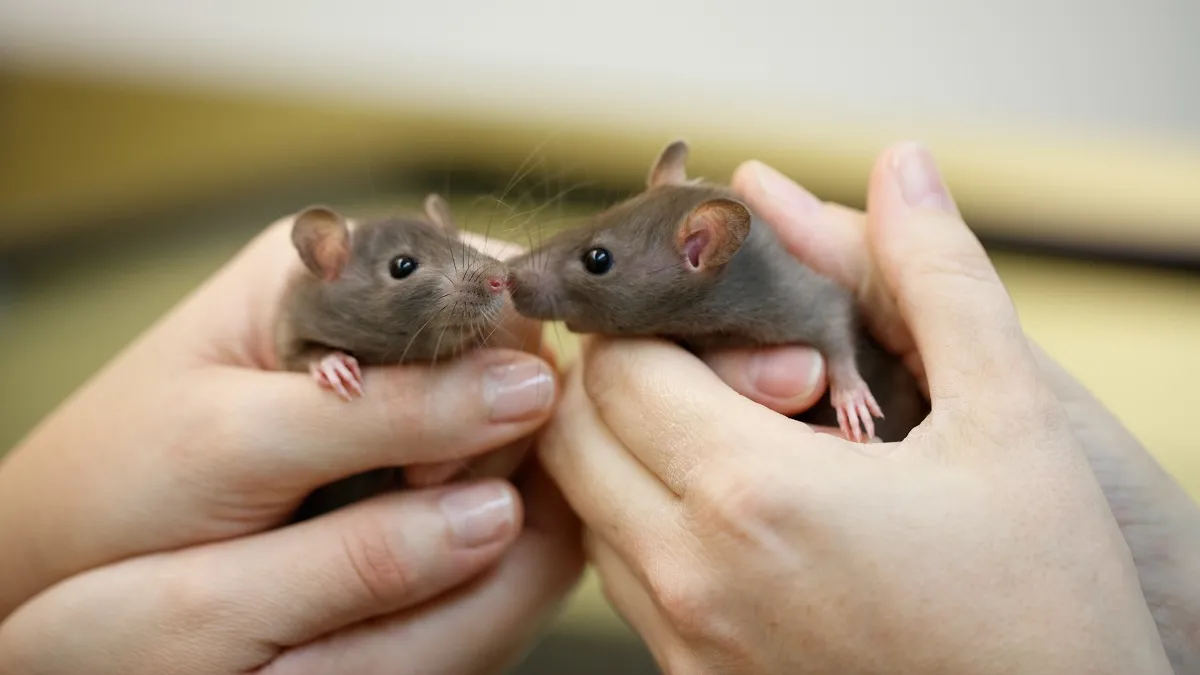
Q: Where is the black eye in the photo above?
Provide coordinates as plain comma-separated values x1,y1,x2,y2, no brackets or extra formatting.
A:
582,247,613,275
389,255,418,279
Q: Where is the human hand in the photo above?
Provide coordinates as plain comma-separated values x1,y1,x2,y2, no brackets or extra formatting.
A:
0,214,571,627
539,142,1174,673
705,151,1200,670
0,461,582,674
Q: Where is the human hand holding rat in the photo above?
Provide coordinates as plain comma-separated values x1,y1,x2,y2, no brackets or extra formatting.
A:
538,142,1175,673
0,217,583,673
701,151,1200,670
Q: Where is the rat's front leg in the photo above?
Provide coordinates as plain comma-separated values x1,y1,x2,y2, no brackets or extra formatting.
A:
825,352,883,443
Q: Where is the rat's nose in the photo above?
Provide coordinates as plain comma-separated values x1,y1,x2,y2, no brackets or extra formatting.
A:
487,275,505,295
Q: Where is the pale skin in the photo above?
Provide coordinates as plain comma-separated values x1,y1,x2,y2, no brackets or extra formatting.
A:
0,219,584,673
539,142,1199,673
1,143,1197,673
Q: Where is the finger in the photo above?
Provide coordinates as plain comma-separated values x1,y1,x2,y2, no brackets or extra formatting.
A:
581,336,822,496
537,360,683,562
210,348,557,494
700,345,827,416
406,433,534,487
0,480,523,675
263,463,586,675
731,160,868,289
585,530,696,674
865,142,1038,406
202,479,522,650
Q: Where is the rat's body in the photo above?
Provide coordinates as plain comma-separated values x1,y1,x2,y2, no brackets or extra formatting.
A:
507,141,928,442
275,196,508,519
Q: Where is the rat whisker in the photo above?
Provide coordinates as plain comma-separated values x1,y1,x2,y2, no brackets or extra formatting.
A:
643,261,684,278
477,312,507,347
430,321,451,369
496,133,557,213
441,231,459,277
395,302,450,365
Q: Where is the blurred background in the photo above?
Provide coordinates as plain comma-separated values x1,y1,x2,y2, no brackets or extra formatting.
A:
1,1,1198,672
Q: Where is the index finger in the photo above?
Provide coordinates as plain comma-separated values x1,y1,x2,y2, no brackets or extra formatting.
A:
581,335,823,496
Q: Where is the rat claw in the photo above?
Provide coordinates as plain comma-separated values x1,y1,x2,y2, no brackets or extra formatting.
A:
865,391,883,419
834,395,863,443
832,377,882,444
330,358,363,397
857,401,875,441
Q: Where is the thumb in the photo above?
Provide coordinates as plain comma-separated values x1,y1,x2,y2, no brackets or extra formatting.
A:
866,142,1038,409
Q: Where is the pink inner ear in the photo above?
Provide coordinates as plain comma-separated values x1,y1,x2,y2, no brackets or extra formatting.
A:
683,230,710,269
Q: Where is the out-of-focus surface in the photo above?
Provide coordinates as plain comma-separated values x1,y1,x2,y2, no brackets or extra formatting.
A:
1,2,1198,672
3,0,1200,256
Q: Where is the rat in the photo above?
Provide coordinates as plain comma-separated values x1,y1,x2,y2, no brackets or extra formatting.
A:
505,140,929,443
274,194,510,519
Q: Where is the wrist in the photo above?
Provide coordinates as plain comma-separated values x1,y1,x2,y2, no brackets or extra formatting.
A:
1139,521,1200,671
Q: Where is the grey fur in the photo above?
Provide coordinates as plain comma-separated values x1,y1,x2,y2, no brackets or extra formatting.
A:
275,200,508,520
508,177,929,442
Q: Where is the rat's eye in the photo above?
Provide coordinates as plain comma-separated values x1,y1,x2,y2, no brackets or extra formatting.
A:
582,247,613,275
389,255,418,279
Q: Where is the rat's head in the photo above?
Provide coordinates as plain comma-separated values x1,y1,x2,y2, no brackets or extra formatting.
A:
290,194,508,360
506,140,751,335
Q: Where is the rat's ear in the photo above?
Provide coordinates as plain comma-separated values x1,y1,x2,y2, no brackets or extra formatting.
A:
675,198,751,272
648,139,689,188
423,193,458,234
291,205,351,282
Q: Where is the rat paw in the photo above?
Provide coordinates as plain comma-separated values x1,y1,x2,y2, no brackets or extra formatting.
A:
832,380,883,443
309,352,363,401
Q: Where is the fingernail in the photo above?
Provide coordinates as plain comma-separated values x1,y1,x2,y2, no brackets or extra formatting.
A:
750,161,822,218
747,349,824,403
440,482,516,547
891,142,956,212
484,359,555,422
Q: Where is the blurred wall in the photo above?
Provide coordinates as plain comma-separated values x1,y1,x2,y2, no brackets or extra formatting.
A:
2,0,1199,136
3,0,1199,261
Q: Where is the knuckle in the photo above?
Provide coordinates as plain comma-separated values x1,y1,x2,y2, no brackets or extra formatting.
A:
659,649,705,675
582,338,646,407
381,375,429,431
647,565,715,639
160,556,235,632
688,460,786,532
340,513,417,605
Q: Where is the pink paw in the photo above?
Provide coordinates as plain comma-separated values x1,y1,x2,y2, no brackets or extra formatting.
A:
831,379,884,443
309,352,363,401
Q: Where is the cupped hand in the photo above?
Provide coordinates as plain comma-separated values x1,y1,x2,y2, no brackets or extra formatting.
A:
0,461,582,674
0,215,563,617
706,148,1200,670
539,143,1174,673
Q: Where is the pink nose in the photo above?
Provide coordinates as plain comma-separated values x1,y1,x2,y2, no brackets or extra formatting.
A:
487,276,505,295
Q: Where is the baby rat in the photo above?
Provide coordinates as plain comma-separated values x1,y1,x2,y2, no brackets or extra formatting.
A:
506,140,928,443
275,195,509,518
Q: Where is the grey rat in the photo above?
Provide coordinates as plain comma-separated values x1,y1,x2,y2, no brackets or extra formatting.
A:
275,195,509,519
506,140,929,443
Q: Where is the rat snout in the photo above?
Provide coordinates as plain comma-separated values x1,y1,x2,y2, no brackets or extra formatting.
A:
505,265,561,320
486,275,505,295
